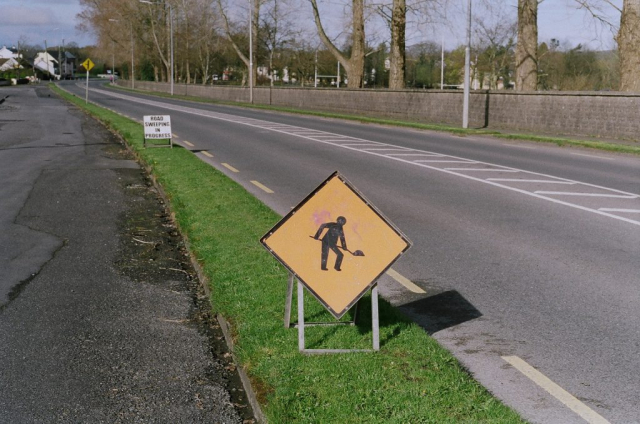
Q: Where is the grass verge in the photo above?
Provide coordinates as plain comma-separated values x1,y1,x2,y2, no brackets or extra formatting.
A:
110,83,640,156
52,84,525,423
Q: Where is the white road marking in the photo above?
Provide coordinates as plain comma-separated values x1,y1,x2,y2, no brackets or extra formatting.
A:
444,168,520,172
201,151,214,158
387,153,444,157
386,269,425,294
502,143,537,149
362,148,413,152
502,356,611,424
571,152,615,160
89,88,640,227
535,191,638,199
251,180,274,193
598,208,640,213
488,179,576,184
341,143,384,147
222,163,239,173
415,160,479,163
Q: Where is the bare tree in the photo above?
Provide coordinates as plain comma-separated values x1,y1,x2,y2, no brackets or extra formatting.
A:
309,0,366,88
216,0,262,86
515,0,538,90
474,7,516,89
261,0,299,86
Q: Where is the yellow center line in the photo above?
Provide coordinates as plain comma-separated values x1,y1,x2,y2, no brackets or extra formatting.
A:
251,180,274,194
183,140,194,147
222,163,239,173
202,151,214,158
386,268,425,294
172,133,179,138
502,356,611,424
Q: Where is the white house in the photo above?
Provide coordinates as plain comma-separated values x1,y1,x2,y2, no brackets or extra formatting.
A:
0,46,19,60
0,46,23,72
34,52,57,77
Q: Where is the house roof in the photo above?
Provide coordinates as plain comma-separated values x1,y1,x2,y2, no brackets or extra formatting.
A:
64,51,76,59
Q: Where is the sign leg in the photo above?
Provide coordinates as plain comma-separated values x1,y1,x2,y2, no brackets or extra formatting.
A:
85,70,89,104
372,284,380,351
284,273,294,328
298,280,305,352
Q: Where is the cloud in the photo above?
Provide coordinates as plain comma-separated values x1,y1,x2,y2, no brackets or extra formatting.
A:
0,6,57,26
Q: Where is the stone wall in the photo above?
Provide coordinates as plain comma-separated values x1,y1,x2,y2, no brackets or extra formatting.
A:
120,81,640,140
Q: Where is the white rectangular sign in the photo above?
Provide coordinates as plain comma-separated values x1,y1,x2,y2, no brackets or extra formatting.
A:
143,115,172,139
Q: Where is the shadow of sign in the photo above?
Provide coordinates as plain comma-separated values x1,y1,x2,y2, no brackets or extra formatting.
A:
398,290,482,335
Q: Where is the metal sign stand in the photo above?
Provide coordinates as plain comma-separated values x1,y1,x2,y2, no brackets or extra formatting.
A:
284,273,380,354
143,135,173,148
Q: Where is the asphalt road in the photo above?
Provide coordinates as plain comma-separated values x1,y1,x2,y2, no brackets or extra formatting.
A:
64,81,639,424
0,85,250,423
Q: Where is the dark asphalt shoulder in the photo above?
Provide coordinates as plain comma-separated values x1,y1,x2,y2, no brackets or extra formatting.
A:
0,85,252,423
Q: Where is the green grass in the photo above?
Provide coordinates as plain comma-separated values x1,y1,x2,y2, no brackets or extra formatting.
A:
52,84,525,423
109,83,640,156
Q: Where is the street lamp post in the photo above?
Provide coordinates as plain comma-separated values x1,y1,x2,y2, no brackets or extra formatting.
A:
462,0,471,129
140,0,173,95
249,0,254,103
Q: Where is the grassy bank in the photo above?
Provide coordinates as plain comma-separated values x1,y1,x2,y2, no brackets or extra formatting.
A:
111,83,640,156
52,84,524,423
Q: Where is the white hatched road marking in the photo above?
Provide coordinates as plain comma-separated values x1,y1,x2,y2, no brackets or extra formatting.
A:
535,191,637,199
599,208,640,213
91,88,640,227
488,179,576,185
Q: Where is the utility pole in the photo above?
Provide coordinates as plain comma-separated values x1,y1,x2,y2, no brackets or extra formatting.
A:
131,25,135,89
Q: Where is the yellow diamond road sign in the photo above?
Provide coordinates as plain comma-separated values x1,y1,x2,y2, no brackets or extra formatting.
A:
82,58,94,72
261,172,411,319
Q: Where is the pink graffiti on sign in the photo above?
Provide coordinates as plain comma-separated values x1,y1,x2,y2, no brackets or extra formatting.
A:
312,210,332,226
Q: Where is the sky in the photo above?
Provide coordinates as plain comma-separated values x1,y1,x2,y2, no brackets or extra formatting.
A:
0,0,623,51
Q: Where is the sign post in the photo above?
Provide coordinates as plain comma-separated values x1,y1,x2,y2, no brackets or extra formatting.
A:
143,115,173,148
81,58,94,104
261,171,411,354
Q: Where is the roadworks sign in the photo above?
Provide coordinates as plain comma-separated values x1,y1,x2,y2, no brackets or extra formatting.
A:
261,171,411,319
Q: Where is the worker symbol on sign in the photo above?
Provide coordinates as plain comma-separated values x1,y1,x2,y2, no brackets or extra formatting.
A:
313,216,348,271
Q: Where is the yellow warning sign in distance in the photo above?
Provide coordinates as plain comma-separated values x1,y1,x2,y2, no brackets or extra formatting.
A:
261,172,411,319
81,58,95,72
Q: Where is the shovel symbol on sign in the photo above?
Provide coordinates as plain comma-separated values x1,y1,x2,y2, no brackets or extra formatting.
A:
311,216,364,271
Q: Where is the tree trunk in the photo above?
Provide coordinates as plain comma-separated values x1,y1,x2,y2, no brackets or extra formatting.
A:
388,0,406,90
349,0,365,88
309,0,365,88
515,0,538,91
618,0,640,91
